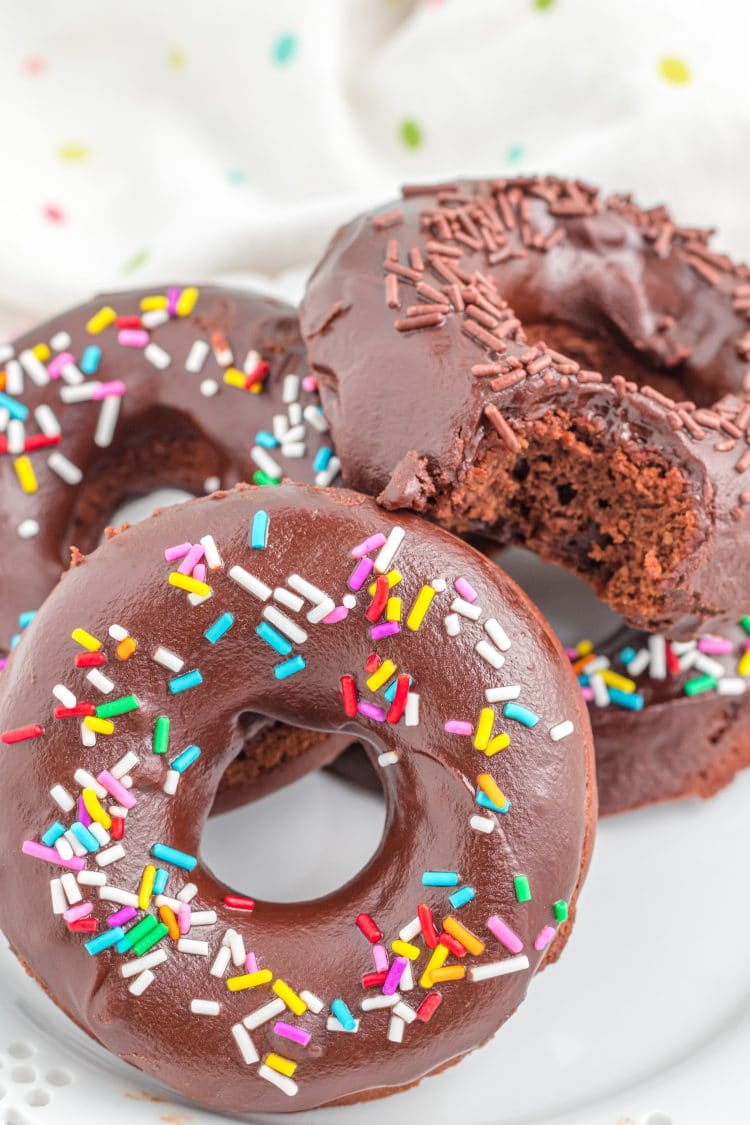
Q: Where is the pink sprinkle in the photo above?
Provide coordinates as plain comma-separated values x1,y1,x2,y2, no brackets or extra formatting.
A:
274,1021,311,1047
192,563,206,583
347,557,374,590
580,686,594,702
372,944,389,972
178,543,205,575
566,648,578,660
92,380,126,400
323,605,349,624
78,796,92,827
487,914,524,954
445,720,472,735
382,955,408,995
118,328,149,349
177,903,191,935
245,951,259,973
167,287,180,317
108,905,137,928
358,701,386,722
534,925,556,952
744,640,750,652
454,577,478,603
301,374,317,393
351,534,387,559
698,636,734,655
97,770,137,809
370,622,400,640
0,658,7,671
164,542,192,562
48,352,74,379
63,901,93,924
22,840,84,871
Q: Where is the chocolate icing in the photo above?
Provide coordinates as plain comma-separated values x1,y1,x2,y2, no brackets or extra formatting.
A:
300,176,750,637
0,483,594,1113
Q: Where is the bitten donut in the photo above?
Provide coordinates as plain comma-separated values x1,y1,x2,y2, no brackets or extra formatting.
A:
0,484,595,1114
0,284,346,810
301,176,750,638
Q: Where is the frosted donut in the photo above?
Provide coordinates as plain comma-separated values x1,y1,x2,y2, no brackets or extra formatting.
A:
0,483,594,1113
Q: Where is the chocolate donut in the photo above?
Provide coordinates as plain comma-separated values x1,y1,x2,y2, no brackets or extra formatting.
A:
300,176,750,638
0,284,346,809
0,483,595,1113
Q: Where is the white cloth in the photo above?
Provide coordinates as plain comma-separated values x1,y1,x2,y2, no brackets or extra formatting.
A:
0,0,748,334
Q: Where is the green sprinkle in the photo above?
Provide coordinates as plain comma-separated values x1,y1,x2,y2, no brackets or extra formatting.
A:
553,899,568,922
120,247,150,275
132,921,169,958
116,913,158,954
740,616,750,635
399,119,423,150
684,674,718,696
534,0,555,9
252,469,281,486
153,715,171,755
95,694,139,719
514,874,531,903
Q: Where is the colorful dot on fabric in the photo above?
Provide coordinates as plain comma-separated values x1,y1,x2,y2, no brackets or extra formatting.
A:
120,249,151,275
399,119,423,150
227,169,247,186
659,56,691,84
22,57,47,76
42,204,66,225
506,143,525,164
533,0,556,9
57,143,89,163
167,47,187,70
271,33,298,66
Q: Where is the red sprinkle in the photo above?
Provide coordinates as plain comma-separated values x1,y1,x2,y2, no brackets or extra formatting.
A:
75,652,107,668
418,902,439,949
340,675,358,718
386,674,410,724
439,932,467,958
1,724,44,745
115,315,142,329
416,991,442,1023
68,918,97,933
0,432,61,455
665,643,681,677
249,359,270,384
54,703,96,719
365,575,389,623
355,912,383,944
224,894,255,911
361,970,388,989
365,653,381,676
110,816,125,842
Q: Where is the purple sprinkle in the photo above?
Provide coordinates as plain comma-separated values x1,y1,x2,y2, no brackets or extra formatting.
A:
444,720,472,735
370,622,400,640
164,542,192,562
358,701,386,722
566,647,578,660
0,657,7,671
178,543,205,575
382,955,408,995
323,605,349,624
245,951,259,973
534,925,556,951
351,533,387,559
78,797,92,828
454,576,478,603
274,1021,311,1047
107,905,137,928
347,557,374,591
167,286,181,316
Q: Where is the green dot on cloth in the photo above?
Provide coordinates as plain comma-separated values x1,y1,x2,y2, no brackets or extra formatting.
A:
399,119,423,150
227,169,247,186
272,32,298,66
533,0,556,10
120,248,151,274
506,143,525,164
659,56,691,84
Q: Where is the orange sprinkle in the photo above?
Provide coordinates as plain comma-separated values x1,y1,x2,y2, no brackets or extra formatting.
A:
116,637,138,660
159,904,180,940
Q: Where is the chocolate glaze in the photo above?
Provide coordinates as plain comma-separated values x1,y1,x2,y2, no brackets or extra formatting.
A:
300,177,750,637
0,484,594,1113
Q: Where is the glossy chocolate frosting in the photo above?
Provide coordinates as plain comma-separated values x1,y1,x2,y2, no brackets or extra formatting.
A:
300,176,750,637
0,483,594,1113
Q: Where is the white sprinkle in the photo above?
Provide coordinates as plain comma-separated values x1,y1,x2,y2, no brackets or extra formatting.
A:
550,720,575,741
110,750,139,779
315,456,341,487
694,653,725,679
243,348,261,374
108,805,128,819
230,565,271,601
35,404,61,437
190,999,220,1016
485,618,511,651
327,1016,360,1033
210,946,231,978
404,692,420,726
177,882,198,903
387,1014,405,1043
283,441,307,459
141,309,170,330
50,784,75,812
679,649,700,673
262,606,307,644
273,587,305,613
0,406,8,432
361,993,399,1011
399,916,421,943
145,342,171,370
282,424,306,443
58,834,79,858
151,646,184,674
187,590,212,607
128,970,155,996
200,535,223,570
186,339,210,374
100,887,139,907
590,672,610,708
476,640,504,670
400,960,414,991
96,844,126,867
343,593,357,609
299,990,324,1014
89,822,110,847
671,641,697,655
251,446,283,479
282,373,300,404
17,519,40,541
50,332,71,351
272,414,289,440
258,1064,298,1098
392,1001,417,1024
154,895,182,911
120,777,134,789
86,668,115,694
378,751,399,767
626,648,650,677
649,635,667,680
231,1023,259,1065
177,938,209,956
81,720,97,748
470,815,495,834
60,382,98,404
287,574,327,603
451,597,481,621
7,419,25,455
430,577,447,593
60,361,83,386
189,910,217,927
61,872,82,905
485,685,521,703
77,870,107,886
108,624,129,641
48,452,83,485
50,879,66,915
718,678,747,695
203,476,221,493
19,348,49,386
288,401,302,425
121,949,168,978
53,683,76,709
200,378,219,397
444,614,461,637
306,597,336,624
5,360,23,395
94,395,121,448
243,998,286,1029
228,929,246,967
583,655,610,674
469,955,530,982
74,768,107,797
374,527,405,573
163,770,180,796
303,403,329,432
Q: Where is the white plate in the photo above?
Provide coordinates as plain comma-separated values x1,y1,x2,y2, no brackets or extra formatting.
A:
2,509,747,1125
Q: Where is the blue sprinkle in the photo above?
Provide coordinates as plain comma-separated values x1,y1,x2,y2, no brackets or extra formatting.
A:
609,687,645,711
70,821,100,852
41,821,66,847
476,791,511,814
18,610,36,629
0,391,29,421
9,633,21,651
205,612,235,644
151,842,197,871
153,867,169,896
255,431,279,450
250,509,269,549
384,674,412,703
81,345,102,375
619,646,637,666
577,673,590,687
422,871,459,887
449,885,476,909
257,621,292,656
331,998,356,1032
169,669,203,694
85,926,125,955
313,446,333,473
171,744,201,774
503,702,539,728
274,654,306,680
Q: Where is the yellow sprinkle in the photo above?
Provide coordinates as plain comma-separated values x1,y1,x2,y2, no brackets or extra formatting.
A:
83,716,114,735
368,570,402,595
71,627,102,652
659,56,691,85
223,368,246,390
576,639,593,656
366,659,397,693
140,295,169,311
272,978,307,1016
484,732,510,757
473,707,495,751
406,585,436,631
391,939,421,961
32,343,50,361
442,916,485,956
429,965,466,983
14,455,38,494
248,382,263,393
600,669,636,693
176,286,199,317
168,571,211,598
116,637,138,661
420,944,449,989
86,306,116,335
58,142,89,162
81,788,112,830
265,1053,297,1078
227,970,273,992
138,864,156,910
739,651,750,677
478,772,508,810
386,597,402,623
